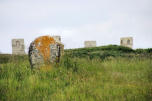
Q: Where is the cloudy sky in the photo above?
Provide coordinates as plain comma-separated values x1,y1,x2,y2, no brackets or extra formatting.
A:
0,0,152,53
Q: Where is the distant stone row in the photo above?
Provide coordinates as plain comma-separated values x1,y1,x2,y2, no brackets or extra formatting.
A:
84,37,133,48
12,36,133,55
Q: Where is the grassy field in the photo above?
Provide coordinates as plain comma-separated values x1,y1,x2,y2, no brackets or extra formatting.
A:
0,45,152,101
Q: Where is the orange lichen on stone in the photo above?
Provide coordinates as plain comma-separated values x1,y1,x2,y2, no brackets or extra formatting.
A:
34,36,55,61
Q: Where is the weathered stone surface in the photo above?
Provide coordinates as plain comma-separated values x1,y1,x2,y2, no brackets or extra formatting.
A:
28,36,64,68
120,37,133,48
84,41,96,48
52,36,61,43
12,39,25,55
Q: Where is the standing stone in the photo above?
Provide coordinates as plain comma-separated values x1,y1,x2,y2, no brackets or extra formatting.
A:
120,37,133,48
28,42,44,68
28,36,64,68
12,39,25,55
84,41,96,48
52,36,61,43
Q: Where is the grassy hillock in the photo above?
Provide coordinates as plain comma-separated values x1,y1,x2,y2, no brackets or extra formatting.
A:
65,45,152,59
0,45,152,101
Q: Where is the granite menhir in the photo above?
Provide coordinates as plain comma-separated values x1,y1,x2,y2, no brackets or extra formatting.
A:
28,35,64,69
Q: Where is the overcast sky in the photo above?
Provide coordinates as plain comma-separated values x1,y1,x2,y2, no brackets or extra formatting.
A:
0,0,152,53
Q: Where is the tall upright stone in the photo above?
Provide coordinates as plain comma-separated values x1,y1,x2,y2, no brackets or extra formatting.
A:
84,41,96,48
28,36,64,68
52,36,61,43
120,37,133,48
12,39,25,55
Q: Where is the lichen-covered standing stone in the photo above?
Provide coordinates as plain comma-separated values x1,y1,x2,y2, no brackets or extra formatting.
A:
28,36,64,68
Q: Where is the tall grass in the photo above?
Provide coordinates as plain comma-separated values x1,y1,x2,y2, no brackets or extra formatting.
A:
0,56,151,101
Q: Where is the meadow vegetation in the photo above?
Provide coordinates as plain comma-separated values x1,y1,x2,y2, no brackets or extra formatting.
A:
0,45,152,101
